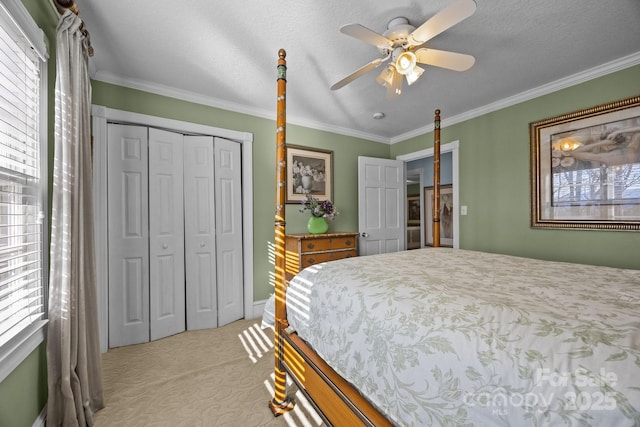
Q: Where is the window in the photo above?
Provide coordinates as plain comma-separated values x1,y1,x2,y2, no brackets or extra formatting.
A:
0,0,48,381
553,164,640,206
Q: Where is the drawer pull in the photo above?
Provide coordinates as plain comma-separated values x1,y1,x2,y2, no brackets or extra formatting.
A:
307,257,315,264
306,243,315,249
345,240,351,245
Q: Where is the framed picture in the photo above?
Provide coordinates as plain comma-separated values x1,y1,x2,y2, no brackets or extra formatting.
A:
286,145,333,203
407,196,420,225
425,185,453,247
530,95,640,231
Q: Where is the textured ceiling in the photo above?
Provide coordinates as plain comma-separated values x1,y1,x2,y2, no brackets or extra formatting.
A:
75,0,640,143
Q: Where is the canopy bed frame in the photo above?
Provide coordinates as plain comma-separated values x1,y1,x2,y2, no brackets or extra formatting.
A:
267,49,444,426
266,50,640,426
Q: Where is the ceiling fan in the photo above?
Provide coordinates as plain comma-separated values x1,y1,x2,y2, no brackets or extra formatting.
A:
330,0,477,99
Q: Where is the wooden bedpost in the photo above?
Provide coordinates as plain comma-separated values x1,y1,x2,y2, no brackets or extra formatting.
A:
432,109,441,247
269,49,295,416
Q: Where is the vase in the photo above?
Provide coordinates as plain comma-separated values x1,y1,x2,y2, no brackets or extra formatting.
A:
301,175,313,192
307,216,329,234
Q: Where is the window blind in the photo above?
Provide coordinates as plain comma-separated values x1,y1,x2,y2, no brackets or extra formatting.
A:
0,8,44,348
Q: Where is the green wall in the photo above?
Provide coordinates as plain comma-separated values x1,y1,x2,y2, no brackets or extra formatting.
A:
0,1,57,426
90,81,390,302
392,65,640,269
0,343,48,427
4,1,639,425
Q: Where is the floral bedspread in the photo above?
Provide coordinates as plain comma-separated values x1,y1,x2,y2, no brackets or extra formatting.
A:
284,248,640,426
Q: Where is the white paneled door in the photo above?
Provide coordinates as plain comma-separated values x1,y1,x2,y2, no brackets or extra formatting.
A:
107,125,243,347
183,136,218,330
148,128,186,341
357,156,405,256
214,138,244,326
107,124,150,347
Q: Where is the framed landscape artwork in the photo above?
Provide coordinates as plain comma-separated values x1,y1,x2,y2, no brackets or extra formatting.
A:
530,95,640,231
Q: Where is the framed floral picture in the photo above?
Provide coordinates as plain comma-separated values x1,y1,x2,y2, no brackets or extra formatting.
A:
286,145,333,203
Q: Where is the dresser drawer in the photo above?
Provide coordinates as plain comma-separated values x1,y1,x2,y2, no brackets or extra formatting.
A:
299,236,356,253
300,249,357,269
285,232,359,280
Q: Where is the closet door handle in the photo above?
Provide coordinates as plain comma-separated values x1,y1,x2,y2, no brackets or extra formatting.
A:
162,243,168,249
200,242,206,247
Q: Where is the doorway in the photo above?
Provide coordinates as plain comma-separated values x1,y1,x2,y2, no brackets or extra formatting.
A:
397,140,460,249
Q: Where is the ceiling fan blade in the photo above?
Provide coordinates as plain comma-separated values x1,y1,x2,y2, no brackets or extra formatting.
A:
407,0,477,47
340,23,393,49
330,56,388,90
414,48,475,71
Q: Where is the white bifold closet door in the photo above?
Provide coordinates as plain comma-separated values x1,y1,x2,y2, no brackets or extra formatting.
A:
183,136,217,331
212,137,244,326
182,136,244,329
148,128,186,341
107,124,150,347
107,125,243,348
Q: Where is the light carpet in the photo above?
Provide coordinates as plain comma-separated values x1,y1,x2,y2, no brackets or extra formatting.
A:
94,318,325,427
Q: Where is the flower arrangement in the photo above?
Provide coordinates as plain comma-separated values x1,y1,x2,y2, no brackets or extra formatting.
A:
292,160,322,178
299,194,339,220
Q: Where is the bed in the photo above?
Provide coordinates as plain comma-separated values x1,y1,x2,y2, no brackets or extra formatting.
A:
267,50,640,426
271,247,640,425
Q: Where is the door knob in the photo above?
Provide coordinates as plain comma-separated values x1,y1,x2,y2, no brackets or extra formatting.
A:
360,232,369,238
162,244,168,249
200,242,206,247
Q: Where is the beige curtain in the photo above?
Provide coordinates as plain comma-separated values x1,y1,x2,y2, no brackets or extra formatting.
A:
47,10,104,426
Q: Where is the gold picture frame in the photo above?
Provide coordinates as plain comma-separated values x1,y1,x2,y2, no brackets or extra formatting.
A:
425,185,454,247
530,95,640,231
286,145,333,203
407,196,420,225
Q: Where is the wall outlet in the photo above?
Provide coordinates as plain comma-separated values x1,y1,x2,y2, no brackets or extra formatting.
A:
461,205,468,215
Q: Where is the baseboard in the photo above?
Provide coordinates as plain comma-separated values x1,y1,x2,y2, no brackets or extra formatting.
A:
251,299,267,320
32,405,46,427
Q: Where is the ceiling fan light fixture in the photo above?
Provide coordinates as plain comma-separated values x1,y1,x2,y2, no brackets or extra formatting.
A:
395,51,417,75
376,64,396,87
405,65,424,85
332,0,478,96
390,71,403,97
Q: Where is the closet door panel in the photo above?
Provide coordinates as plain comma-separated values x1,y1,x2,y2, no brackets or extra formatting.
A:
215,138,244,326
184,136,218,330
149,128,186,341
107,124,150,347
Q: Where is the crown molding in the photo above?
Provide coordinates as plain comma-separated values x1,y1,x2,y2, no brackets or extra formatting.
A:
390,51,640,144
91,51,640,146
91,70,391,144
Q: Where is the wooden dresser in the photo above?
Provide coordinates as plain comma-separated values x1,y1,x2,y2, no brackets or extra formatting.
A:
284,232,358,281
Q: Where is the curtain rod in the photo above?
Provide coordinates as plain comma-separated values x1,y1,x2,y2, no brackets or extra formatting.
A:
52,0,94,56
